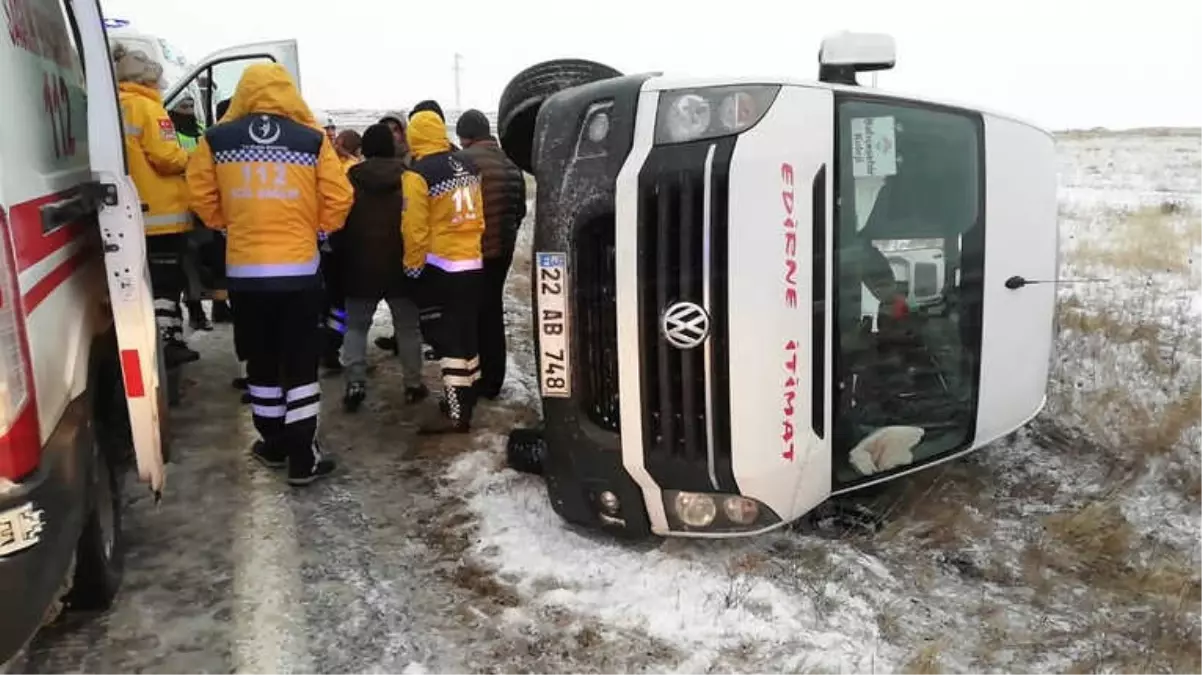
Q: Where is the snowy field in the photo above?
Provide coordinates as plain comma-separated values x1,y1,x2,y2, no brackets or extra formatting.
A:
24,128,1198,674
328,109,496,139
438,128,1201,673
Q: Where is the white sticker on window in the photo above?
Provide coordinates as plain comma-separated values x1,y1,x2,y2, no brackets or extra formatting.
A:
850,116,898,178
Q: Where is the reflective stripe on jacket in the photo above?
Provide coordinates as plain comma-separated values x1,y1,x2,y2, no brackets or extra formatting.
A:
184,63,353,291
456,138,526,259
119,82,190,236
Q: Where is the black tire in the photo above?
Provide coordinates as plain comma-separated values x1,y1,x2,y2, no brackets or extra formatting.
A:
91,331,134,466
497,59,623,173
64,438,125,610
506,428,546,476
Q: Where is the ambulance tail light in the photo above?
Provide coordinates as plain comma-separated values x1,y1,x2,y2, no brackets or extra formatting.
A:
0,207,38,482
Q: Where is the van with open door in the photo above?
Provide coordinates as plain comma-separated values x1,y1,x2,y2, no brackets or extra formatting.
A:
0,0,301,665
161,40,301,125
500,32,1058,539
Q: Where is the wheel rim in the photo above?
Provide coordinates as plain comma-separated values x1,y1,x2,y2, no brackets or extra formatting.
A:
95,450,116,560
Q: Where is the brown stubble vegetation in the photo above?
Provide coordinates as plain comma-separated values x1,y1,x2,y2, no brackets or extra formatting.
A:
1031,202,1199,671
858,198,1201,672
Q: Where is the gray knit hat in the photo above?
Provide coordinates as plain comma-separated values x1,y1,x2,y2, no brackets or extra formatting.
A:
114,49,164,88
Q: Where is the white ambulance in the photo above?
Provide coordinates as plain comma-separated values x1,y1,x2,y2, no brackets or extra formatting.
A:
0,0,298,664
499,33,1058,539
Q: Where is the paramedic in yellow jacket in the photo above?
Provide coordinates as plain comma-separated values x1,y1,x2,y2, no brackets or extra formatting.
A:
402,110,486,434
186,63,354,486
115,47,199,368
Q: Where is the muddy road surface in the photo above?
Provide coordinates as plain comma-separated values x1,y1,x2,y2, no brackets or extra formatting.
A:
19,316,661,673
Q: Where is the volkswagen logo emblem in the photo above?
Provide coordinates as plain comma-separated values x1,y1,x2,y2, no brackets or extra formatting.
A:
660,301,710,350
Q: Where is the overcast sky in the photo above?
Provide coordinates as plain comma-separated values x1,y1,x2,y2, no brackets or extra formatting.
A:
101,0,1200,130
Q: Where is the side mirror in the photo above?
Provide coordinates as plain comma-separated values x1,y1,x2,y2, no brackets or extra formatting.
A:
818,31,896,86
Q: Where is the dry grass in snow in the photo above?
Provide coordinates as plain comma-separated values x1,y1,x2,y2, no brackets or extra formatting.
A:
437,129,1201,674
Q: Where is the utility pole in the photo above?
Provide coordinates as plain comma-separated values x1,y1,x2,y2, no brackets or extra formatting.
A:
453,53,462,111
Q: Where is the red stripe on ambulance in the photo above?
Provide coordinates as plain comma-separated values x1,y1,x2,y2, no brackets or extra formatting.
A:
120,349,146,398
6,190,87,273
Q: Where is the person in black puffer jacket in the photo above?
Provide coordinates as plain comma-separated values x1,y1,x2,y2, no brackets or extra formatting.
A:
455,109,527,399
331,124,429,411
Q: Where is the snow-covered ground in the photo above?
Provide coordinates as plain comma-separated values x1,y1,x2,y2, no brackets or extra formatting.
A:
25,129,1199,674
443,128,1202,673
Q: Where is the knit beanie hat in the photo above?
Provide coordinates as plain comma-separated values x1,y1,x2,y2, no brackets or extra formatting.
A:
455,109,492,141
361,123,396,159
115,49,164,88
335,129,362,156
409,100,445,121
379,112,407,128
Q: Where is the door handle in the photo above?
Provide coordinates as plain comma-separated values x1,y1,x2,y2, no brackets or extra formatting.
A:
39,189,98,234
38,181,119,234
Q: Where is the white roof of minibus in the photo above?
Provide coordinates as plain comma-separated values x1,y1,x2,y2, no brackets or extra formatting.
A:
642,73,1052,138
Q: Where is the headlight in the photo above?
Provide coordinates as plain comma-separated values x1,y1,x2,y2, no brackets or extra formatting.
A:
573,100,615,161
664,490,781,533
661,94,712,143
673,492,717,528
655,85,780,145
722,496,760,525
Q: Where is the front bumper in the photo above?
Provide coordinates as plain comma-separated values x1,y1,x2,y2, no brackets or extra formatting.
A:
0,397,92,663
530,73,654,538
530,76,806,538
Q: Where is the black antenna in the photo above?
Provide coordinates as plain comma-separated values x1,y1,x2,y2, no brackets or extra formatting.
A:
1004,275,1109,290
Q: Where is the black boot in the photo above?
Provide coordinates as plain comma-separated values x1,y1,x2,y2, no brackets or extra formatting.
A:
163,339,200,367
343,381,366,412
418,385,472,435
288,441,337,486
374,334,399,354
212,300,234,324
187,301,213,331
250,440,286,469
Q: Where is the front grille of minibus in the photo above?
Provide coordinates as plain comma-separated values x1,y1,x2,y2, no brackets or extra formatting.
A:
637,156,710,466
574,219,621,431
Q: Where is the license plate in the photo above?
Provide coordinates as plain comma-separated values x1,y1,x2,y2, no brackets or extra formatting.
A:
535,252,571,398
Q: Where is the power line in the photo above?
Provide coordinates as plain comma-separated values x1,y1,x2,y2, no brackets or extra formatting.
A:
453,53,462,111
